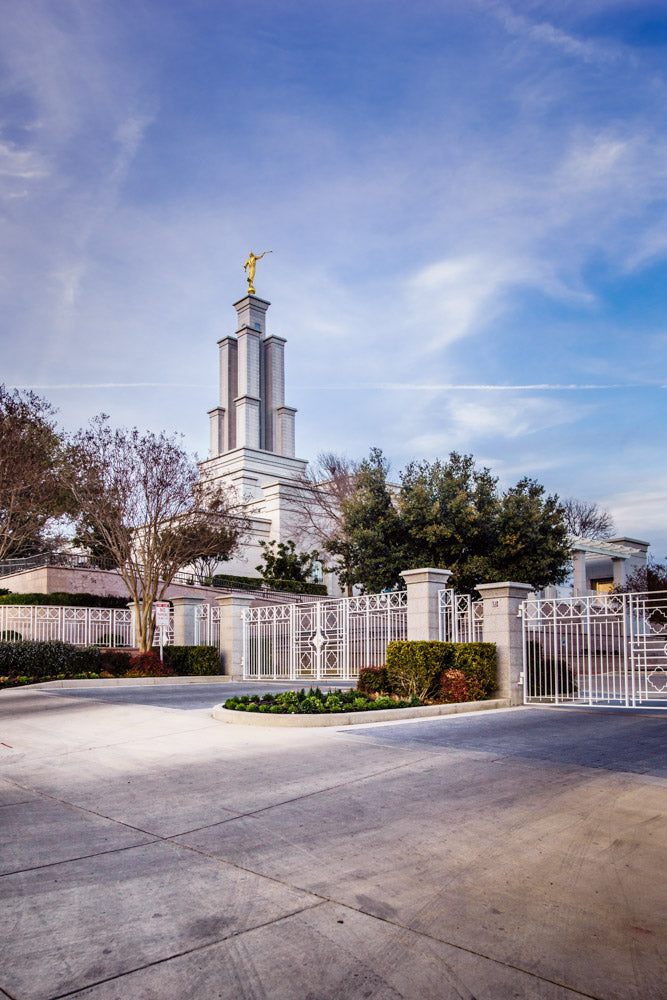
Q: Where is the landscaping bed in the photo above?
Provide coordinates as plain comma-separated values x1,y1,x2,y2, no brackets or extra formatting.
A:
223,688,420,715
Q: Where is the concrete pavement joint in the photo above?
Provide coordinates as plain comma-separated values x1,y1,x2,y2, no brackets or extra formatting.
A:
45,900,329,1000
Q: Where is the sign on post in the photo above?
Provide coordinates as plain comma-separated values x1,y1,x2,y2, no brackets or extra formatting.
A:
154,601,170,661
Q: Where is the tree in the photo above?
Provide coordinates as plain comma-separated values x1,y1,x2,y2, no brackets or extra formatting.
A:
337,450,572,594
0,386,69,561
289,451,359,593
256,539,319,584
329,448,406,593
619,556,667,593
64,416,248,650
562,498,614,539
399,456,570,592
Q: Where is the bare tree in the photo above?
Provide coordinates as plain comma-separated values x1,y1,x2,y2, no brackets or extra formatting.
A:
0,386,68,561
64,417,248,650
289,452,359,593
562,498,614,540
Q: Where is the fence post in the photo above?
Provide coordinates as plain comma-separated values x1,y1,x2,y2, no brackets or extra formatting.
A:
400,568,453,641
476,582,533,706
171,596,205,647
216,594,255,677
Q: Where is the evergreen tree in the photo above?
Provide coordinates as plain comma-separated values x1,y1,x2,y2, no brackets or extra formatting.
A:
329,448,406,593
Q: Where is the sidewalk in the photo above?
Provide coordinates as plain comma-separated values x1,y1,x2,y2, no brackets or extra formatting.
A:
1,686,665,999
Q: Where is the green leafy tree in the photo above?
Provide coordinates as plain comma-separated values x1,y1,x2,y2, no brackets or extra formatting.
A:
256,539,319,584
329,448,406,593
337,450,571,594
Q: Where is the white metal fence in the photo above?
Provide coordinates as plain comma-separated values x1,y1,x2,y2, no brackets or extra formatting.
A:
195,604,220,647
0,604,176,649
522,591,667,709
242,591,407,681
439,589,484,643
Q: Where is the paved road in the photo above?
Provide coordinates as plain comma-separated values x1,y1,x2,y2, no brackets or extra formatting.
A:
37,679,351,710
1,689,665,1000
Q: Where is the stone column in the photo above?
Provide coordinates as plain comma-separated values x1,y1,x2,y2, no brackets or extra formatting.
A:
400,568,452,641
476,581,533,706
276,406,297,457
171,596,205,647
572,550,587,595
216,594,255,677
208,406,225,458
612,557,627,590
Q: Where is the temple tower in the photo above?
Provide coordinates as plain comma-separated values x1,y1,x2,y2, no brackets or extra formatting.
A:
207,295,297,460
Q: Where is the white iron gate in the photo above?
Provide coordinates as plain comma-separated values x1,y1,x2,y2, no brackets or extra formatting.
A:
522,591,667,709
438,589,483,643
195,604,220,647
0,605,136,647
242,592,407,681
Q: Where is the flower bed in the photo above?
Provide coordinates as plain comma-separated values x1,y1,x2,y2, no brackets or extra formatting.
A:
223,687,423,715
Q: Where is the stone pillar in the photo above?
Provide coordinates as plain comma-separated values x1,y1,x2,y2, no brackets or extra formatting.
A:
208,406,225,458
276,406,297,457
171,596,205,647
572,550,587,595
400,568,452,641
262,335,286,451
216,594,255,677
612,557,627,590
127,601,141,649
476,582,533,706
217,336,238,451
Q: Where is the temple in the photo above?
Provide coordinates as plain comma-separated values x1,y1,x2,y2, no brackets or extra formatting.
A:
199,294,314,583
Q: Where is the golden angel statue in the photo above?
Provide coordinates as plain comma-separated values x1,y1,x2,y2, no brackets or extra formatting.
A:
243,250,272,294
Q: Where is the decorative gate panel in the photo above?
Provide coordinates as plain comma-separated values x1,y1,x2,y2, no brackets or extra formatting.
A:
242,592,407,681
522,591,667,709
438,589,483,643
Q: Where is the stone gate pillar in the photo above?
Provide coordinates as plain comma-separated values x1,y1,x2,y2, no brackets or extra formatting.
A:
400,568,452,641
171,596,205,647
476,582,532,706
216,594,255,677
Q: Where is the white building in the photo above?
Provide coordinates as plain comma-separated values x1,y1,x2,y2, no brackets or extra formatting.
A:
199,293,329,588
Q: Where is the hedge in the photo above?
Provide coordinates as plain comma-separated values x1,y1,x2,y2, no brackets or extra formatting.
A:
377,641,497,702
0,592,130,609
0,641,101,678
212,574,327,596
162,645,221,675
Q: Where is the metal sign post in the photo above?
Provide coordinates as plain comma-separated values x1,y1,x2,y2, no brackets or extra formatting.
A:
154,602,170,662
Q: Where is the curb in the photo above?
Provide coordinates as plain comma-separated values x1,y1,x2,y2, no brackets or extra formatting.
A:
211,697,511,727
32,675,234,689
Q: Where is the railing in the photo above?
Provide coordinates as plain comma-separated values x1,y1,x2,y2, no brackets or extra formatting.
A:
522,591,667,709
0,605,136,648
0,604,176,649
0,550,324,603
438,589,483,643
242,591,407,681
195,604,220,647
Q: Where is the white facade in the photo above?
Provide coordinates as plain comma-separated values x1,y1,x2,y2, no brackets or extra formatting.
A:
199,294,330,587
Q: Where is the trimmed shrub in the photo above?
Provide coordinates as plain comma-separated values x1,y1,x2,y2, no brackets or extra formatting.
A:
385,641,448,701
98,649,133,677
0,592,130,608
211,574,327,596
439,669,471,703
385,641,497,702
357,665,389,695
162,645,220,675
0,641,101,678
126,651,173,677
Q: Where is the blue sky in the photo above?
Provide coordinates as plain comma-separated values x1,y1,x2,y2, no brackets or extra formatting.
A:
2,0,667,554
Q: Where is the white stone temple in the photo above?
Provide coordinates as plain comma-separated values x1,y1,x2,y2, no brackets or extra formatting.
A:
198,294,319,585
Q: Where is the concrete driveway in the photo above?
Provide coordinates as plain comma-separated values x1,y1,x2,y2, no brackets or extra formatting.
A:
0,684,665,1000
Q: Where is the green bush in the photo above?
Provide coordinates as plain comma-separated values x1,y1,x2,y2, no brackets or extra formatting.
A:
0,641,101,678
0,592,129,608
162,645,220,675
357,665,389,695
211,573,327,596
385,641,497,702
